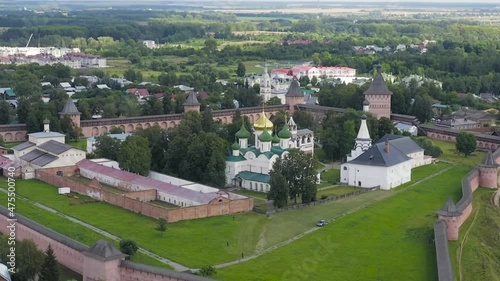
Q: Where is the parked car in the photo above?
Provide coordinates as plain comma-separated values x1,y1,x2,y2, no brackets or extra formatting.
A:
316,220,327,227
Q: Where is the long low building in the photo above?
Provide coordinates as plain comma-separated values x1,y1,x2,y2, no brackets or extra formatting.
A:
77,159,246,207
419,124,500,150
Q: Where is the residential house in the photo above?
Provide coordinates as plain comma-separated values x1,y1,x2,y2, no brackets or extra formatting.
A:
436,118,480,130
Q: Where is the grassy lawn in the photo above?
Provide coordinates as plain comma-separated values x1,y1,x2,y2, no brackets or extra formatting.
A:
216,164,469,281
260,163,450,249
448,188,500,281
67,139,87,151
0,183,168,269
0,179,267,268
316,186,361,199
432,139,485,167
3,142,21,148
318,169,340,187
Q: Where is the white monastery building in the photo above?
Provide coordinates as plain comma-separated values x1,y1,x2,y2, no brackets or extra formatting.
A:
11,101,87,179
340,115,432,190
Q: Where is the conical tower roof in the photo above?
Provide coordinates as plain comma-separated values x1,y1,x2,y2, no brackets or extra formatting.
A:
436,197,462,217
183,92,200,105
285,79,303,97
364,65,392,96
357,115,371,140
258,128,273,142
278,123,293,139
60,99,81,115
482,150,498,167
254,111,273,130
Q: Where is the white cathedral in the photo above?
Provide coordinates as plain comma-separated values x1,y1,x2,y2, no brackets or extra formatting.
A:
340,114,432,190
225,111,314,193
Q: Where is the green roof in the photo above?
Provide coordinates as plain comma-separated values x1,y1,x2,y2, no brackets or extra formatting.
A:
301,88,315,95
231,142,241,150
235,123,251,139
240,145,287,159
226,155,246,162
5,89,15,97
237,171,270,183
272,133,280,143
258,129,273,142
278,124,292,139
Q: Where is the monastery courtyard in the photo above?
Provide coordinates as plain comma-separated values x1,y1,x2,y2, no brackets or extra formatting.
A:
0,139,487,280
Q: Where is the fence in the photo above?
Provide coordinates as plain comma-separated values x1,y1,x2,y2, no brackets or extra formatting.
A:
256,186,380,214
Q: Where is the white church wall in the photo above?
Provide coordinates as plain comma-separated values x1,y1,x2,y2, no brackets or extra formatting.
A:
42,149,86,169
341,161,411,190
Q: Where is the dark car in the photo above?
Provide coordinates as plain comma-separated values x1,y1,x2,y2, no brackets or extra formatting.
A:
316,220,327,227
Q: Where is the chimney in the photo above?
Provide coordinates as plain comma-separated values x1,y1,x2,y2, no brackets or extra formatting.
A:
384,141,389,153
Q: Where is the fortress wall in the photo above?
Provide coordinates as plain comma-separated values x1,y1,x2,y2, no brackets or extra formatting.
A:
434,150,500,281
0,206,87,275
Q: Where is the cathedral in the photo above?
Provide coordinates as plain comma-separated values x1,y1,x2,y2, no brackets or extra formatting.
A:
225,112,314,193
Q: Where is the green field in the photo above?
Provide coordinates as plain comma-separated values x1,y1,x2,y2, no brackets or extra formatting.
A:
431,139,485,167
0,179,266,268
216,164,469,281
0,182,168,269
448,188,500,281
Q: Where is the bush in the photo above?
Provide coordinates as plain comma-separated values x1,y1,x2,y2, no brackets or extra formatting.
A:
320,194,328,200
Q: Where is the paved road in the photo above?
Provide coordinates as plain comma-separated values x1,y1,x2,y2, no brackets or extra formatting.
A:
0,189,190,272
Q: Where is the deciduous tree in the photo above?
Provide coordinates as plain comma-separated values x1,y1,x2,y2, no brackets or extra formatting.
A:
156,218,167,237
456,131,477,157
119,239,139,259
118,135,151,176
268,166,289,208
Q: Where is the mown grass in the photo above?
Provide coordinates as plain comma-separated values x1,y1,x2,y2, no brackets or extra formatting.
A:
431,139,485,167
448,188,500,281
216,164,469,281
318,169,340,187
316,186,361,199
0,182,169,269
67,139,87,150
1,179,266,268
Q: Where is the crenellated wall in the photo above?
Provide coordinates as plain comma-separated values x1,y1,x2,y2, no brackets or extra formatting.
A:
434,149,500,281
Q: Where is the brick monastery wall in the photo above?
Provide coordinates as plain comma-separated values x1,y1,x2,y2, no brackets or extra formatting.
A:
36,170,253,223
0,207,217,281
434,149,500,281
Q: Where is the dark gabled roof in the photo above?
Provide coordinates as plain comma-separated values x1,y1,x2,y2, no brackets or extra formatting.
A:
60,99,81,115
11,141,35,151
19,149,59,167
348,141,411,167
183,92,200,105
31,153,59,167
376,134,424,155
363,67,392,96
19,149,46,161
285,79,303,97
38,140,75,155
84,239,127,262
482,150,498,167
